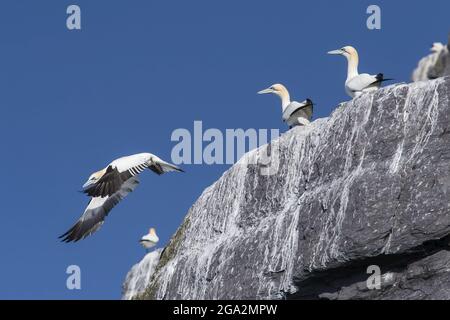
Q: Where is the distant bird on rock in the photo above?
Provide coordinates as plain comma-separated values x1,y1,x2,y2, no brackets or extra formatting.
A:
258,83,313,128
140,228,159,252
430,42,445,53
60,153,183,243
328,45,392,98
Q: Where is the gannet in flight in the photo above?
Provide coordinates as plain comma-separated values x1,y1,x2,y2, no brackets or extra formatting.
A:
328,46,392,98
140,228,159,252
258,84,313,128
60,153,183,243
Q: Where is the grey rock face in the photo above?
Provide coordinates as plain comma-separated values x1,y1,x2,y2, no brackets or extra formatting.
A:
122,249,162,300
123,77,450,300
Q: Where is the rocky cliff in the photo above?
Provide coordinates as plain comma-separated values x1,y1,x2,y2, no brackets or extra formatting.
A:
123,75,450,300
122,249,162,300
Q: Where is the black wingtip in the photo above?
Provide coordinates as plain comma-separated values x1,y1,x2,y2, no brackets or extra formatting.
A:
58,228,70,240
59,235,71,243
58,231,74,243
376,73,394,83
58,222,81,243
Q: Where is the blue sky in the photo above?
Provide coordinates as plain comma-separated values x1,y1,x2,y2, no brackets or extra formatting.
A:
0,0,448,299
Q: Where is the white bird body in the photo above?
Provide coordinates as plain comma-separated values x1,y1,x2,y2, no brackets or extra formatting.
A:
60,153,183,242
140,228,159,249
345,73,382,97
258,84,313,128
283,100,313,127
109,153,167,173
431,42,445,53
110,153,153,172
328,46,390,98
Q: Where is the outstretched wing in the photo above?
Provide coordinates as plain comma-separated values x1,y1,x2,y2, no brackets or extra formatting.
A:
83,163,148,198
147,157,184,175
60,177,140,243
83,156,183,198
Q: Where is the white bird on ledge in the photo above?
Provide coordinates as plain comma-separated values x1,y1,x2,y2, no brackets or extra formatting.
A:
328,45,392,98
140,228,160,252
258,83,314,128
60,153,183,243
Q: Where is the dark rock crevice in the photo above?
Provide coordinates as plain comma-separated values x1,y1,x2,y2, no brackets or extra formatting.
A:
288,234,450,300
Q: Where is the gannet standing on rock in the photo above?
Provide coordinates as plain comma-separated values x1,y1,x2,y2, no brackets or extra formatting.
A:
59,153,183,243
258,84,313,128
431,42,445,53
328,46,392,98
140,228,159,252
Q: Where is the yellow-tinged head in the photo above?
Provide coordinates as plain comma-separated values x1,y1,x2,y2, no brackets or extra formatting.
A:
328,45,359,59
83,168,107,189
258,83,290,99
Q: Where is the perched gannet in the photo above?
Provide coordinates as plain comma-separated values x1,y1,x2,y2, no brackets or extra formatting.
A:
140,228,159,252
60,153,183,242
431,42,445,53
328,46,392,98
258,84,313,128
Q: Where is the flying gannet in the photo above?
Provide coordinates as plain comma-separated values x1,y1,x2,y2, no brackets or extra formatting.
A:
328,46,392,98
140,228,159,252
258,84,313,128
59,153,183,243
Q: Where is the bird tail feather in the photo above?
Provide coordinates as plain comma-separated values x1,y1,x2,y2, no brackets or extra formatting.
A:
376,73,394,83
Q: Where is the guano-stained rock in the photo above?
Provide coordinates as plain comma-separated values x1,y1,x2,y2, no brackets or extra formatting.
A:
123,77,450,300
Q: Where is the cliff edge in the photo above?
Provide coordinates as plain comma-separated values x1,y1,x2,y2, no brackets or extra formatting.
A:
124,43,450,300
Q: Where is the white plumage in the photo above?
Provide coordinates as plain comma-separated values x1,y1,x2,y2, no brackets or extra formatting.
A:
81,153,183,198
258,83,313,128
328,46,391,98
345,73,381,96
60,153,183,243
140,228,159,249
110,153,172,173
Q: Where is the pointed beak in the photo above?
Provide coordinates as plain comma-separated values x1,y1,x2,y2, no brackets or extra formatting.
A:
327,49,343,55
82,180,95,189
258,88,273,95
